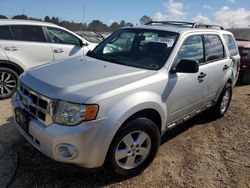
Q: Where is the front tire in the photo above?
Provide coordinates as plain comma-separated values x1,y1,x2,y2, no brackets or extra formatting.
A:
104,118,160,177
0,68,18,100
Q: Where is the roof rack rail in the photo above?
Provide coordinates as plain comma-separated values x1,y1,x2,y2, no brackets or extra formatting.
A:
193,23,224,30
146,21,224,30
146,21,194,28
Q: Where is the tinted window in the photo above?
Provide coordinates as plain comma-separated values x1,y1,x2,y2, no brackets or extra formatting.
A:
89,29,179,70
176,35,204,64
11,25,45,42
205,35,224,61
47,27,81,45
0,26,12,40
223,34,238,56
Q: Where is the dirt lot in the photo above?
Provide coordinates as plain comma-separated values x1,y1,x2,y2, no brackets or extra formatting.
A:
0,85,249,188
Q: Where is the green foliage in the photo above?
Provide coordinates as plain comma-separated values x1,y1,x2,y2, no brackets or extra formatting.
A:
0,15,8,19
0,14,134,32
140,15,152,25
12,14,29,20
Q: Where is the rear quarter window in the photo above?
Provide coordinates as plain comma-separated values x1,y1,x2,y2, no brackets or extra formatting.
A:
0,26,12,40
223,34,238,56
11,25,46,42
204,35,225,62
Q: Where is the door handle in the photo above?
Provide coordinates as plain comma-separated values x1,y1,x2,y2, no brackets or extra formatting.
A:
54,49,64,53
4,46,19,51
223,65,229,71
198,72,207,78
198,72,207,82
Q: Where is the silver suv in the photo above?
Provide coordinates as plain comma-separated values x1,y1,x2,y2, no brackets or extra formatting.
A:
0,19,97,99
11,21,240,177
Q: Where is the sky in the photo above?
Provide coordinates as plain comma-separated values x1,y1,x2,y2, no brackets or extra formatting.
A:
0,0,250,27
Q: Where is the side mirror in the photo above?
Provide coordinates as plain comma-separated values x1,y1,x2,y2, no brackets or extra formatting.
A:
172,59,199,73
171,59,199,73
80,40,88,47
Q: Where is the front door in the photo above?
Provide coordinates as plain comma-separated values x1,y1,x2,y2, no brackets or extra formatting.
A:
46,27,84,61
166,35,208,123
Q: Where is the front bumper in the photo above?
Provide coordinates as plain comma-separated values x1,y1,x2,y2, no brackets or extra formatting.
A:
240,63,250,73
11,93,118,168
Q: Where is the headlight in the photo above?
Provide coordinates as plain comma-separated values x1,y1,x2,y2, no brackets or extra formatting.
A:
53,101,98,126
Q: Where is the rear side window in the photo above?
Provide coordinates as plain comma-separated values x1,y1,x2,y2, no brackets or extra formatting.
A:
11,25,46,42
204,35,225,62
223,34,238,56
0,26,12,40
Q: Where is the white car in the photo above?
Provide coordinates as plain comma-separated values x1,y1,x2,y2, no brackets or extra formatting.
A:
0,19,97,99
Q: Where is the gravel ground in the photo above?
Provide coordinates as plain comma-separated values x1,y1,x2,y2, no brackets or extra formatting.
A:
0,85,249,188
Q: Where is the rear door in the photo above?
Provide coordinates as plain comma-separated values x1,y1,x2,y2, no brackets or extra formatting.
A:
0,26,10,61
223,34,241,84
1,25,53,69
203,34,229,100
45,27,84,61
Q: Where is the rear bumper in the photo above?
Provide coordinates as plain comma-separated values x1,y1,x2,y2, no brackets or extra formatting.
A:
11,93,119,168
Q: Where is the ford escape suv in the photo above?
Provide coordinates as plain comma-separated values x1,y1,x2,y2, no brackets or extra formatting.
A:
12,21,240,177
0,19,97,100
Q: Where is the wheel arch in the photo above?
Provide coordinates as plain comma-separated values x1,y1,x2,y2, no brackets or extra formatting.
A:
0,60,25,75
122,108,162,133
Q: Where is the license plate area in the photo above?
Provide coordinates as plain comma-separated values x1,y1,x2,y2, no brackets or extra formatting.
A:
15,108,30,132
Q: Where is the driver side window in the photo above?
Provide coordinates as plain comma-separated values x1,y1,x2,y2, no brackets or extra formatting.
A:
47,27,81,46
176,35,204,64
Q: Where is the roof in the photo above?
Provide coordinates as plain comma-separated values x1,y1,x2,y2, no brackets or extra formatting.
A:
0,19,57,27
131,21,229,34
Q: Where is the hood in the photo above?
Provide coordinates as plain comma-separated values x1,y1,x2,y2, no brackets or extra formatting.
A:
236,41,250,48
20,56,155,103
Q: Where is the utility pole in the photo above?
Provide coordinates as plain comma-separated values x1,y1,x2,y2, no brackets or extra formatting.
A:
82,3,85,24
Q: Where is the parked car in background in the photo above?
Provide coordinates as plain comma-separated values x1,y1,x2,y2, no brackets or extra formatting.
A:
12,21,240,177
75,31,104,44
0,19,97,99
228,28,250,83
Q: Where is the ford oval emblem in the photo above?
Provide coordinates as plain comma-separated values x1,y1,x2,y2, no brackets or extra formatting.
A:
22,96,32,106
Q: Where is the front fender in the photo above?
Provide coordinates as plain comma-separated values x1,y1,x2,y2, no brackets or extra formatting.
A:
98,91,167,135
92,91,167,166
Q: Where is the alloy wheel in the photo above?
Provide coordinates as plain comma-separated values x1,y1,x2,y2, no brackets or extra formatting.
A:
115,131,152,170
0,71,17,97
220,90,230,114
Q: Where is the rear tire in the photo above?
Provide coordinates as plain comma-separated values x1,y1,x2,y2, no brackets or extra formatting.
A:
104,118,160,177
211,83,232,118
0,67,18,100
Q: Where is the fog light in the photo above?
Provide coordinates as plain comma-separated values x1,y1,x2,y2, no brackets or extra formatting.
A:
56,144,79,160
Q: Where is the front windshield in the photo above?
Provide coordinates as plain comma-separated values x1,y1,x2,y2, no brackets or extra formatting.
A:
228,29,250,41
88,28,179,70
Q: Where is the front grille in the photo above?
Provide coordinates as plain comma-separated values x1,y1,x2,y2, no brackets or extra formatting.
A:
17,83,53,126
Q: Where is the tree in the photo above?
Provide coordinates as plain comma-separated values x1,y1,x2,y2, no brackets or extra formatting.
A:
88,20,108,32
140,15,152,25
0,15,8,19
50,17,59,24
12,14,28,20
44,16,51,22
109,21,119,31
